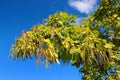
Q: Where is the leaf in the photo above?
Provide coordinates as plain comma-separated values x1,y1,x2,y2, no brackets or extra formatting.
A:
89,43,94,48
56,59,60,64
113,14,118,18
104,43,114,49
58,21,63,26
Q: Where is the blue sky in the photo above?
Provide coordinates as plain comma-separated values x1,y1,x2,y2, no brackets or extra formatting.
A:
0,0,99,80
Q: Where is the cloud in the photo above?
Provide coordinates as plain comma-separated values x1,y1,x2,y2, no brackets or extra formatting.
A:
69,0,98,14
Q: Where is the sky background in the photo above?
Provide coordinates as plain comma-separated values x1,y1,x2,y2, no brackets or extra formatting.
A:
0,0,99,80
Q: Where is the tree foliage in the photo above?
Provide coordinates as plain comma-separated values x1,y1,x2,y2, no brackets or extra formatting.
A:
10,0,120,79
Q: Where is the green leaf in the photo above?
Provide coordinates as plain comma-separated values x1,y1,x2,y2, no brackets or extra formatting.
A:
104,43,114,49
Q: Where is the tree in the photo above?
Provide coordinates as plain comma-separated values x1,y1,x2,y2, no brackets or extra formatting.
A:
10,0,120,79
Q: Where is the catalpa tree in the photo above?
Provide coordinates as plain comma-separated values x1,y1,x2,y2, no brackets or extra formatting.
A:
10,0,120,79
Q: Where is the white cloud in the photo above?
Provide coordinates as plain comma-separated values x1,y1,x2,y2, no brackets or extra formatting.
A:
69,0,98,14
